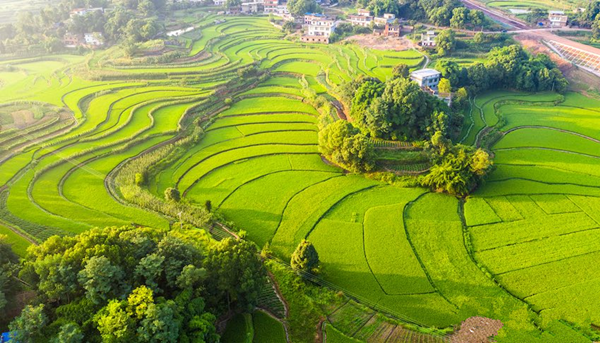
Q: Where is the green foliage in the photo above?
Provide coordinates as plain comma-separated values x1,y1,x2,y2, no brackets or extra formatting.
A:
392,63,410,79
134,173,145,186
13,226,264,342
203,238,265,312
420,132,492,196
318,120,375,173
290,239,320,274
461,45,569,94
435,29,456,56
78,256,126,305
9,304,48,342
0,234,20,320
438,78,451,94
52,323,84,343
346,76,459,141
287,0,319,16
164,187,181,202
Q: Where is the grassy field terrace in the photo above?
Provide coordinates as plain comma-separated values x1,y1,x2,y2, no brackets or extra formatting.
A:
1,12,600,343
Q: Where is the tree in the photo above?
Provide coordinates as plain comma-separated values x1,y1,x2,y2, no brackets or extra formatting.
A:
436,59,460,86
469,10,485,28
392,63,410,79
164,187,181,202
96,300,135,341
473,32,486,45
203,238,265,311
9,304,48,342
287,0,318,16
52,323,84,343
318,120,375,173
226,0,241,8
138,0,156,16
204,200,212,212
435,29,456,56
0,235,19,313
78,256,126,304
282,20,295,33
438,78,452,94
450,7,469,28
291,239,319,274
135,172,145,186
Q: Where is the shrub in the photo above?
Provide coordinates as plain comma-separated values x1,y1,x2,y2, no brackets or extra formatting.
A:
164,187,181,202
291,239,319,274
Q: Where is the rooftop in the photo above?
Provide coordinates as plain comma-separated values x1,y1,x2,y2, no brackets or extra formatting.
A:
410,68,441,78
549,11,566,15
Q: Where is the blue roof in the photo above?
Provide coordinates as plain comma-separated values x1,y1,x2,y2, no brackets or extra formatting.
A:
1,332,11,342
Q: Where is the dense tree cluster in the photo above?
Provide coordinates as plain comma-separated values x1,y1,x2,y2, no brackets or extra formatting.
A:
287,0,319,16
10,226,265,342
576,2,600,38
0,0,174,55
318,120,375,173
436,45,568,95
0,236,21,322
338,74,462,141
419,131,493,196
352,0,486,29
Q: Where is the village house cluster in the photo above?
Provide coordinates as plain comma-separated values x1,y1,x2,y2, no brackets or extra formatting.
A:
62,7,106,49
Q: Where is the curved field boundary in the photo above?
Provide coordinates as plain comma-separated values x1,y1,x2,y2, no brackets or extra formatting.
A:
180,150,320,196
216,168,341,208
494,147,600,160
402,193,458,310
501,125,600,144
361,204,438,297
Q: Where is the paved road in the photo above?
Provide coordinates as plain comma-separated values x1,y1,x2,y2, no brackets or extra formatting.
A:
461,0,529,29
460,0,600,70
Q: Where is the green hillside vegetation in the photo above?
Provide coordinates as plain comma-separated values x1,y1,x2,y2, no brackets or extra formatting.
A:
0,2,599,342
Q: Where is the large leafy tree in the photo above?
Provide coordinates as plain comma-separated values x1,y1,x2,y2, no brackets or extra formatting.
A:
435,29,457,56
286,0,318,16
318,120,375,173
420,131,493,196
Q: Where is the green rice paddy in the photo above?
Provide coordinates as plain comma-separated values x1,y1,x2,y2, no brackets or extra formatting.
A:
1,13,599,342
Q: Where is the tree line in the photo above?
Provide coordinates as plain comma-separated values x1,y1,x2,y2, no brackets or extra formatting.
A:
436,44,569,95
0,0,196,55
351,0,486,30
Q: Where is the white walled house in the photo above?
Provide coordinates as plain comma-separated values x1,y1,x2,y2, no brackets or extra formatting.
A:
548,11,568,27
421,31,436,47
348,14,373,27
410,69,441,91
302,14,337,44
84,32,104,47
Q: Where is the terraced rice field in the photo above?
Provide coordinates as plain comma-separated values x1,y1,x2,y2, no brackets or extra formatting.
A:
1,13,599,342
463,91,600,337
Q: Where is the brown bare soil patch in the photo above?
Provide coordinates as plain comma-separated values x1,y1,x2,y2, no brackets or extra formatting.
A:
11,110,35,128
450,316,503,343
342,34,416,51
